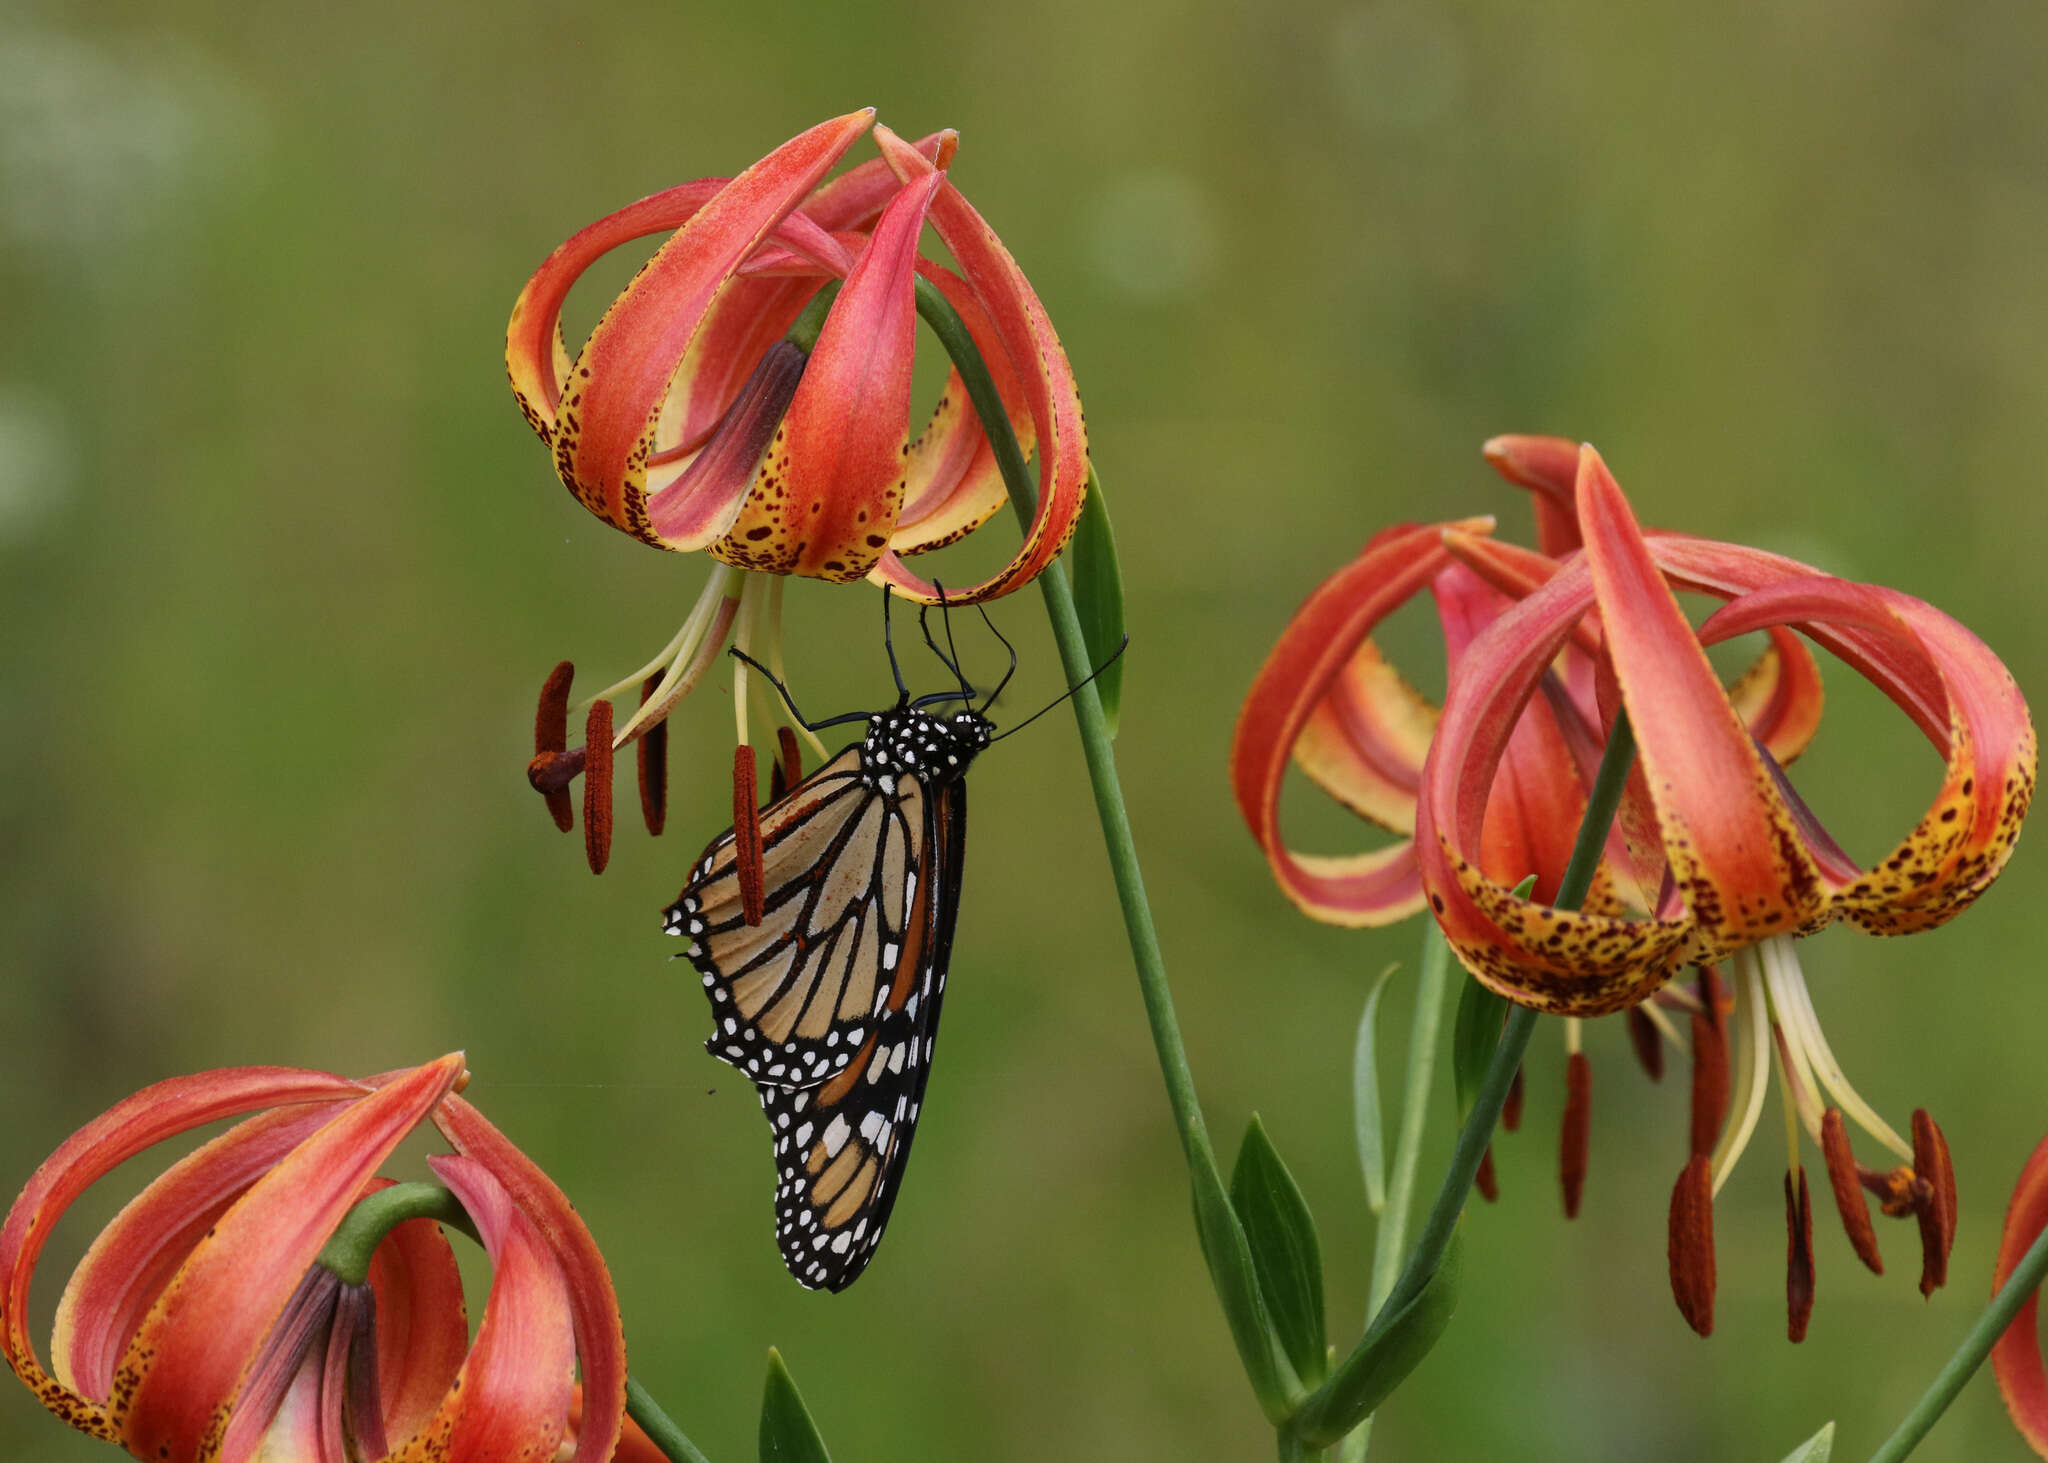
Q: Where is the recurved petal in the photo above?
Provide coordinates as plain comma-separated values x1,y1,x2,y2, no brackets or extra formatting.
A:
111,1055,465,1463
50,1103,352,1405
1291,639,1437,835
1414,554,1691,1013
1232,520,1485,925
431,1095,625,1463
1699,575,2036,933
887,261,1036,557
0,1067,365,1439
1482,434,1583,556
381,1157,574,1463
864,124,1087,605
710,171,942,582
366,1211,468,1450
1997,1133,2048,1459
1577,446,1827,955
552,111,875,547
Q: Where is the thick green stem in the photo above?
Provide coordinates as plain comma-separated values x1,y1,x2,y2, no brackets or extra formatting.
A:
914,273,1226,1196
1866,1218,2048,1462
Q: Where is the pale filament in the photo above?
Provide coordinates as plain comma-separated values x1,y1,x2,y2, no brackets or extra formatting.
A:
1710,946,1774,1197
611,563,745,749
1758,935,1912,1161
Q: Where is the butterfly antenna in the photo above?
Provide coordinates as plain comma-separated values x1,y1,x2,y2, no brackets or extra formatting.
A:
882,587,910,705
988,634,1129,743
729,648,871,733
977,605,1019,710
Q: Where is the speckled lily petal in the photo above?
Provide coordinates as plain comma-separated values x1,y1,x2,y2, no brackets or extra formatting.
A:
1995,1133,2048,1458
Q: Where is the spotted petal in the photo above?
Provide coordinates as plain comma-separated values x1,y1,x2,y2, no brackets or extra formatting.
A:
1996,1134,2048,1458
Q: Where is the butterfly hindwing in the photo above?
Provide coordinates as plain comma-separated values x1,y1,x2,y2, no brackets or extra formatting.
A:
763,775,962,1291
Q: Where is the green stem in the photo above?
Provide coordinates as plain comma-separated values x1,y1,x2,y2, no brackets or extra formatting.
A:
628,1375,717,1463
1287,713,1637,1449
1340,924,1457,1462
1866,1218,2048,1462
914,273,1226,1198
916,278,1300,1413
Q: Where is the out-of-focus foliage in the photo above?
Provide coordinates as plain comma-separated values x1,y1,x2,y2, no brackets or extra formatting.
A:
3,2,2046,1459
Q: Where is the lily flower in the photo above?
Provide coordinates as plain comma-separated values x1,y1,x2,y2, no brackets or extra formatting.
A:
0,1054,635,1462
1416,443,2035,1337
508,110,1088,873
1230,438,1825,1210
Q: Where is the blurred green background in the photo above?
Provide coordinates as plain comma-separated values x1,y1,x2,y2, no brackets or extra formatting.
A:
5,0,2047,1458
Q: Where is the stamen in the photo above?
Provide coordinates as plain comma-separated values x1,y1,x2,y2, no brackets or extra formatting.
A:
1627,1006,1665,1081
1561,1051,1591,1219
1821,1108,1884,1274
766,574,828,761
1759,936,1912,1161
770,725,804,802
1475,1147,1499,1203
614,565,744,746
637,675,667,836
1668,1155,1717,1337
1689,966,1730,1160
531,661,577,832
1912,1109,1957,1297
1503,1066,1525,1133
732,744,765,927
583,700,613,875
1785,1167,1815,1343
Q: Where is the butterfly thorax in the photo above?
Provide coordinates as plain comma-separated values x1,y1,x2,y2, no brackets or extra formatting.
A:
858,705,992,791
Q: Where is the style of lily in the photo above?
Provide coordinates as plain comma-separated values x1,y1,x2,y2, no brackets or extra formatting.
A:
1231,436,1827,1213
508,109,1087,873
1416,443,2035,1339
0,1052,648,1462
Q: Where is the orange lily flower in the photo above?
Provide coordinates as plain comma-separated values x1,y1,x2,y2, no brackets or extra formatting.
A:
0,1054,634,1463
1231,437,1826,1209
1416,443,2035,1337
509,110,1087,873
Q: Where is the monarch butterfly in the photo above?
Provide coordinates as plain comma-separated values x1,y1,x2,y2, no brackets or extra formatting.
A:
664,594,1113,1291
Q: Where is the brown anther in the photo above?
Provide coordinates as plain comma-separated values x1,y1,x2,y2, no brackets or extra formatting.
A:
1561,1051,1591,1219
1502,1066,1525,1132
1626,1005,1664,1081
770,725,804,802
1688,1009,1729,1160
732,744,765,927
1668,1155,1717,1337
1820,1108,1884,1274
1785,1166,1815,1342
531,661,577,832
1911,1109,1957,1297
1475,1146,1499,1203
582,699,613,875
637,675,667,836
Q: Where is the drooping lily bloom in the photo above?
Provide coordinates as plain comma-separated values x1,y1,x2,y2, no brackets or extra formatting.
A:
509,111,1088,874
1230,438,1826,1210
1417,443,2036,1338
1995,1134,2048,1458
0,1054,637,1462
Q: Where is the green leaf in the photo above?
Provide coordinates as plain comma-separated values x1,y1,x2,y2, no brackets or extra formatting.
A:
1355,963,1401,1213
1776,1422,1835,1463
1190,1166,1299,1423
1291,1229,1465,1448
759,1348,832,1463
1450,977,1509,1121
1231,1115,1328,1385
1066,463,1126,738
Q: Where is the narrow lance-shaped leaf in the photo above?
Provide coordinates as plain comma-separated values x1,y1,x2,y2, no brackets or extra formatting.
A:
1355,963,1401,1213
1067,463,1125,736
1291,1229,1465,1449
1190,1167,1299,1423
759,1348,833,1463
1231,1115,1328,1386
1776,1421,1835,1462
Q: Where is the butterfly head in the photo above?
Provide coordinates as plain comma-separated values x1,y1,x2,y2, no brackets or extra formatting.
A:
860,705,993,789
